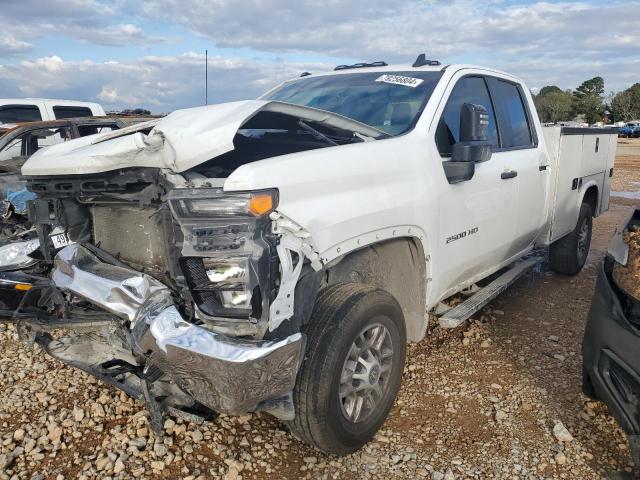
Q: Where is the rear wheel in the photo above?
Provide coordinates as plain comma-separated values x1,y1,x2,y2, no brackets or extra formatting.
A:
549,202,593,275
287,283,406,455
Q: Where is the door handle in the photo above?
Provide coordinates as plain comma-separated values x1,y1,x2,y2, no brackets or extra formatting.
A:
501,170,518,180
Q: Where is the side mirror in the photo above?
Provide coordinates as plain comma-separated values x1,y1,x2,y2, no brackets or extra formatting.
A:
443,103,492,184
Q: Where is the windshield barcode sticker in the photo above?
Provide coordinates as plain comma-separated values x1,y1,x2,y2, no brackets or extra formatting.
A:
375,74,424,88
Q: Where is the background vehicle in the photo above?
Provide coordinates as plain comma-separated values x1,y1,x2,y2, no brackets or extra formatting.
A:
4,59,617,455
0,117,135,223
0,99,105,124
632,125,640,138
619,125,634,137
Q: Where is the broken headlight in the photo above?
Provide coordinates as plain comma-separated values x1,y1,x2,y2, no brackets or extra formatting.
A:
169,189,277,324
0,239,40,271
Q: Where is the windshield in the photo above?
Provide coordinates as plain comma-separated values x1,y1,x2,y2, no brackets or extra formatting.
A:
263,71,443,136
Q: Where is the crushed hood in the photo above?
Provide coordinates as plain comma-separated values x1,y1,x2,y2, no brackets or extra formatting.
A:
22,100,385,176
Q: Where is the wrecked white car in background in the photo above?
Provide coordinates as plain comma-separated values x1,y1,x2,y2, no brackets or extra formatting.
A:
5,57,617,454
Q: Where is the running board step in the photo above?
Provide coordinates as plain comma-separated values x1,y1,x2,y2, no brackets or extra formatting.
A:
438,257,542,329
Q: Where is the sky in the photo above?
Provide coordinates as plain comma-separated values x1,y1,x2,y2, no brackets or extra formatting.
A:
0,0,638,113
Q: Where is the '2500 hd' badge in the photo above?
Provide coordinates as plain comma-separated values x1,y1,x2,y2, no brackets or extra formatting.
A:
446,227,479,244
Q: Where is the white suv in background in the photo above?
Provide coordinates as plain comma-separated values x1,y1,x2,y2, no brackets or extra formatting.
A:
0,99,105,124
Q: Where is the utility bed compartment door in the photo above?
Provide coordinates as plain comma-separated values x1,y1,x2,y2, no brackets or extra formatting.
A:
549,133,582,242
582,135,611,177
544,127,618,243
600,134,617,213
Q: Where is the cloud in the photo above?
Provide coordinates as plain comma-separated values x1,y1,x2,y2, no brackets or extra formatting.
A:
0,34,33,57
137,0,638,59
0,53,325,112
0,0,158,56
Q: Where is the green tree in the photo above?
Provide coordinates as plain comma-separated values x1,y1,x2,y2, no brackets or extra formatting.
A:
609,83,640,122
538,85,563,97
534,87,574,123
611,90,635,122
573,77,605,124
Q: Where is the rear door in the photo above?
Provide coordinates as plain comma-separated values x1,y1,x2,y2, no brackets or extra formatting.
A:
486,77,547,255
433,74,519,293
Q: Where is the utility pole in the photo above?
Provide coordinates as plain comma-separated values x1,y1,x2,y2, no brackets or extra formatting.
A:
205,49,208,105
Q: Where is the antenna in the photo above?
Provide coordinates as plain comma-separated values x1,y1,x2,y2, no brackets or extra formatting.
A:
205,49,208,105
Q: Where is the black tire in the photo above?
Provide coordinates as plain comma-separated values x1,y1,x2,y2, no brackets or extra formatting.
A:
287,283,406,455
549,202,593,275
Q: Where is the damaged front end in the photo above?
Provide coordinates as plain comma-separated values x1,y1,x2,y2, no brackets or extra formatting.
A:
13,167,312,427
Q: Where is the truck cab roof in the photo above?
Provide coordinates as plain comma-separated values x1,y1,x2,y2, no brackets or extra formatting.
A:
283,63,524,83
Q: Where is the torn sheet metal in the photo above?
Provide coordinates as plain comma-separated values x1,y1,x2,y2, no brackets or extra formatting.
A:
22,100,385,177
270,211,322,270
268,211,322,331
134,303,305,415
52,244,168,321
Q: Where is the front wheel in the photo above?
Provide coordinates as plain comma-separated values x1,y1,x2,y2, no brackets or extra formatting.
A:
287,283,406,455
549,202,593,275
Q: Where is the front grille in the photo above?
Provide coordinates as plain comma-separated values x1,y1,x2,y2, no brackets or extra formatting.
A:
91,205,170,276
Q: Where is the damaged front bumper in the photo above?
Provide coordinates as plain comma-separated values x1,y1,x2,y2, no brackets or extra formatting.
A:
20,243,305,420
134,302,304,415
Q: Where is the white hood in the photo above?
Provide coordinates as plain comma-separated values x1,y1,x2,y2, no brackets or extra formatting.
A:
22,100,385,176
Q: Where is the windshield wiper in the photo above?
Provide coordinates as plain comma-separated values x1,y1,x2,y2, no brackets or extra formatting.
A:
297,120,338,146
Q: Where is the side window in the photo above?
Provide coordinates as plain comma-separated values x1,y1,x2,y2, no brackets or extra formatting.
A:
53,106,93,119
26,127,74,153
436,76,499,156
0,127,74,162
0,105,42,124
490,80,533,149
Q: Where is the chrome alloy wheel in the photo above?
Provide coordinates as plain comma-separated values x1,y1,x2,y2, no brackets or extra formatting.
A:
339,323,394,423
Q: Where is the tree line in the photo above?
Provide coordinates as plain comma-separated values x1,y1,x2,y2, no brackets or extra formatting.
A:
533,77,640,125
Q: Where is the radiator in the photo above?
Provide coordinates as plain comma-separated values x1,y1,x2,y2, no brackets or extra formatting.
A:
91,204,169,276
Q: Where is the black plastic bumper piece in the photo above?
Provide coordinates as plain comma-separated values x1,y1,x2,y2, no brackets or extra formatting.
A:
0,270,45,316
582,259,640,436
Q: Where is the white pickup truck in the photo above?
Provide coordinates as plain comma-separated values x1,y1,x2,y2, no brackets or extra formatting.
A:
4,58,617,455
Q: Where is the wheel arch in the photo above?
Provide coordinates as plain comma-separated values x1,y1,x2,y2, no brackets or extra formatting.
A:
582,183,599,217
321,236,429,342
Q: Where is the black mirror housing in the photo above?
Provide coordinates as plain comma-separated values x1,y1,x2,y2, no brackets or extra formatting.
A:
451,143,492,163
443,103,493,184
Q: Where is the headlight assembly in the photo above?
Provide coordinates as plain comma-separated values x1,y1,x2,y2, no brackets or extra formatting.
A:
170,189,277,324
170,189,278,219
0,239,40,271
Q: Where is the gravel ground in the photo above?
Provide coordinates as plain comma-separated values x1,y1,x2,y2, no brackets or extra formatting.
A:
0,141,638,480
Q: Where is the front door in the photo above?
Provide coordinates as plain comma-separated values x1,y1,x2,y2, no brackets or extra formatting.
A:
432,74,519,296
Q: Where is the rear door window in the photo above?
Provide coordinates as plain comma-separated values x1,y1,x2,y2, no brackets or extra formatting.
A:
489,80,534,149
436,76,499,156
0,105,42,124
53,106,93,119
